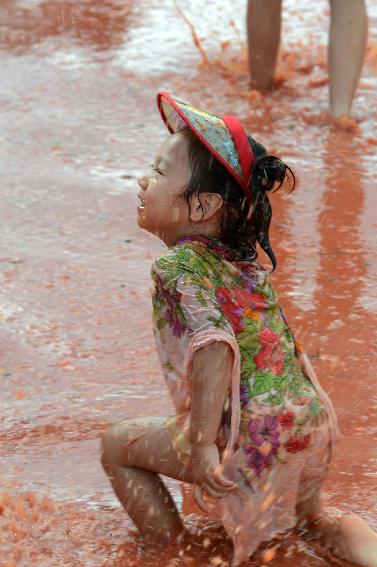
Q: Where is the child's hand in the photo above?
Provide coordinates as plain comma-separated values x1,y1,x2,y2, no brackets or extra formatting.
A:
190,444,236,511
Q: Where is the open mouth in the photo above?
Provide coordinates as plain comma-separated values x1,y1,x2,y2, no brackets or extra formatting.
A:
137,193,145,210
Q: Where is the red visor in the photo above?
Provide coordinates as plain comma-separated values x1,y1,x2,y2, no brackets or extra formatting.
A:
157,92,254,205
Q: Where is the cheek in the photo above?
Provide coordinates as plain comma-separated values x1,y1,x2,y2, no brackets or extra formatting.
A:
153,199,185,226
168,205,183,225
142,176,189,228
166,187,189,222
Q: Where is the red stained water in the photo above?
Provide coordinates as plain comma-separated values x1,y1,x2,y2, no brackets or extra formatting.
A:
0,1,376,565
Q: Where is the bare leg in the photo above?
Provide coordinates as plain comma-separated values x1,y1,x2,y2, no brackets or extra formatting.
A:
101,417,194,539
328,0,368,118
247,0,282,89
297,494,377,567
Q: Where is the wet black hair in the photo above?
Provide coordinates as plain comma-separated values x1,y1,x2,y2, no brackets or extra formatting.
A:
179,128,295,270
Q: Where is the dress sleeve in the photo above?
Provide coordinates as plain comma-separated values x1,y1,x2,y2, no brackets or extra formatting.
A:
176,273,234,336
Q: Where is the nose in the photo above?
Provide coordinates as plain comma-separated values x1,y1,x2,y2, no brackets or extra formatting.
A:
137,175,148,190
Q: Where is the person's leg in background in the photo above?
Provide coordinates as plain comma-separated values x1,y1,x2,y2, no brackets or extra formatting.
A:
247,0,282,90
328,0,368,118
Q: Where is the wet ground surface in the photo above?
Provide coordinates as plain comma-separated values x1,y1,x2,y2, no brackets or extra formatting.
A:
1,1,377,565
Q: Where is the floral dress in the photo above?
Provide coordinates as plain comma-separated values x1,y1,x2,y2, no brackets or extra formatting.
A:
151,235,338,564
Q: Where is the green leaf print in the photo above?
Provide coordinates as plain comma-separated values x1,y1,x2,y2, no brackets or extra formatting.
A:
309,396,324,417
263,373,288,405
156,317,167,330
208,315,228,329
287,375,303,398
265,313,285,335
176,304,186,325
195,289,208,307
163,361,175,373
203,264,223,289
241,356,257,381
265,391,285,405
238,320,261,356
254,281,277,304
250,370,275,396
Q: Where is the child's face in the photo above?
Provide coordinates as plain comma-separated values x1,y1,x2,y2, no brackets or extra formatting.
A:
136,131,193,246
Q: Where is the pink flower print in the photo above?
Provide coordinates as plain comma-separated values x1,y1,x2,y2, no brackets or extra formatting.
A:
239,270,257,293
247,416,280,452
254,327,285,376
155,276,186,338
259,327,280,349
233,288,251,308
234,289,267,310
164,308,186,338
215,286,233,305
215,286,269,334
284,434,311,453
215,286,244,333
243,445,273,477
278,411,295,429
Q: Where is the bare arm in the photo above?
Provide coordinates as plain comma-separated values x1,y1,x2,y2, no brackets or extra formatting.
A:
189,341,236,505
190,341,233,448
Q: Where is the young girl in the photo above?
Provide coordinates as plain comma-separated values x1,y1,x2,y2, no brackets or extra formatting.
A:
101,92,377,566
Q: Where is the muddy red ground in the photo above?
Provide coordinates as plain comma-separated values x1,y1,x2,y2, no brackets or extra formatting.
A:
0,1,376,566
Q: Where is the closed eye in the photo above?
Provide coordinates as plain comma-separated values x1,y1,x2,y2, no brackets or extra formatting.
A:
150,163,163,175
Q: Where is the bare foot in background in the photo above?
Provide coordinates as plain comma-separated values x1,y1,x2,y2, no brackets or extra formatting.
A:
338,515,377,567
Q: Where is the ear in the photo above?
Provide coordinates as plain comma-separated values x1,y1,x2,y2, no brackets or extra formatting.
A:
189,192,224,222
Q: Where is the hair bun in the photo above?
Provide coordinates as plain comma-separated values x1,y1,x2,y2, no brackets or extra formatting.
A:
255,155,287,192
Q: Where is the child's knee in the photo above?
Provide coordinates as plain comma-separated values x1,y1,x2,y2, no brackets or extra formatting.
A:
101,425,117,470
100,420,145,469
100,422,127,469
